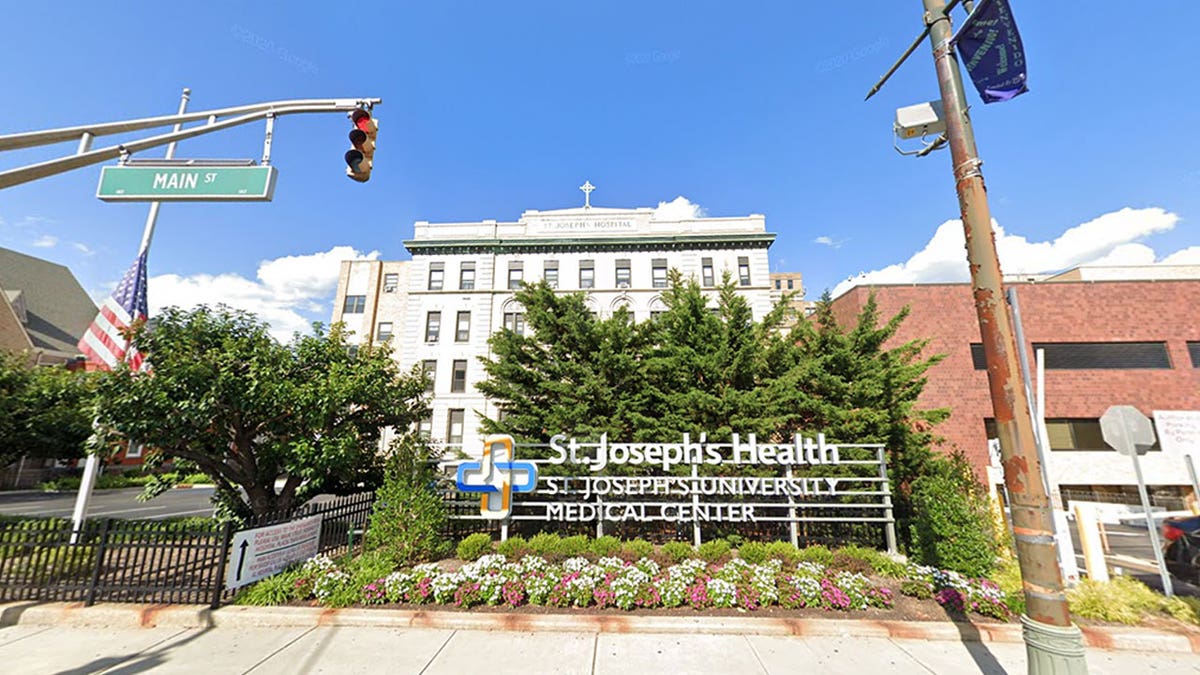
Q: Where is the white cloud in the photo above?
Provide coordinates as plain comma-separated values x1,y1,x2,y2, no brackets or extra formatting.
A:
1162,246,1200,265
148,245,379,342
652,196,707,221
72,242,95,256
813,235,844,249
833,207,1186,297
31,235,58,248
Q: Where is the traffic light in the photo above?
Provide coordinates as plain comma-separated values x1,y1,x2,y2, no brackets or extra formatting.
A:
345,108,377,182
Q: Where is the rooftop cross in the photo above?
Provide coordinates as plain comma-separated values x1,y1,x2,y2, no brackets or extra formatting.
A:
579,180,596,209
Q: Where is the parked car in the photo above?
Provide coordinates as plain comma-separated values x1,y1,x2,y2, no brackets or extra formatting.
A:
1162,515,1200,583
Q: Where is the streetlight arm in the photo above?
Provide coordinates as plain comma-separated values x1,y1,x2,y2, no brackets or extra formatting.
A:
0,98,380,151
0,98,382,190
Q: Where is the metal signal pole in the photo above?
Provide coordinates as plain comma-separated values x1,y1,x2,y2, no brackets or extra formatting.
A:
918,1,1087,671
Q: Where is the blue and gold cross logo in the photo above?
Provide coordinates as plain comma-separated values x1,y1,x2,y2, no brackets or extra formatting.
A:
455,434,538,520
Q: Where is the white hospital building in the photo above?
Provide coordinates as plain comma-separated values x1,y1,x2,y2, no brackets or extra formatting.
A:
331,186,782,457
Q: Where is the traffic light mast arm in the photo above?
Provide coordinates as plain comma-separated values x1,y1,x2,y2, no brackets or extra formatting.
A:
0,97,380,190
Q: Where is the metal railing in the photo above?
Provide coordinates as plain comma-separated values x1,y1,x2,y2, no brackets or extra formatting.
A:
0,491,381,608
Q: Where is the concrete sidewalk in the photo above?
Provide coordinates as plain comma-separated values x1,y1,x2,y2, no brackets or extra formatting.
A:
2,623,1199,674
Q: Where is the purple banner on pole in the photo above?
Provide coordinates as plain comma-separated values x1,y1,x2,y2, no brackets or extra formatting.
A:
952,0,1029,104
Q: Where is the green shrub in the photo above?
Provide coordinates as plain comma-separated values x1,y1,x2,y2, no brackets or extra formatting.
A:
621,538,654,560
833,545,907,578
456,533,493,561
661,541,694,563
697,539,731,564
365,436,447,565
590,535,621,557
1067,576,1162,625
177,472,211,485
830,549,874,576
1165,596,1200,625
765,541,799,564
900,579,934,600
557,535,590,557
497,535,529,559
909,453,998,577
236,566,308,606
795,545,833,566
737,541,768,564
991,555,1025,615
724,534,745,549
528,532,562,557
318,551,396,608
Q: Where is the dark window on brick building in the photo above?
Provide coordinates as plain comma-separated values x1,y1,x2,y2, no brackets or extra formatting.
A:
970,342,1171,370
985,417,1160,452
1189,341,1200,368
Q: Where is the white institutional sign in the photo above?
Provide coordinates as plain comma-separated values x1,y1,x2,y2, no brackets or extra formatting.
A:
449,431,894,551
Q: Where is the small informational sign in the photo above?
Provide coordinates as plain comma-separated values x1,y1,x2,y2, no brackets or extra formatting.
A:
226,515,321,590
1154,410,1200,459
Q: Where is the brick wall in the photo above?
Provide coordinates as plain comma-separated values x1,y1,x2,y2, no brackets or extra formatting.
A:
829,281,1200,477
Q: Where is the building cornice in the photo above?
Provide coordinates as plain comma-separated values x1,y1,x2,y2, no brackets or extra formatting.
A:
403,233,777,255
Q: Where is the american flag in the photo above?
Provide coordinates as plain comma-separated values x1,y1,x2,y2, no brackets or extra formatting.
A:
79,250,150,371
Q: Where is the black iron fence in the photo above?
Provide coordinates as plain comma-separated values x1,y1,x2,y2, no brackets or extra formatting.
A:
0,492,379,608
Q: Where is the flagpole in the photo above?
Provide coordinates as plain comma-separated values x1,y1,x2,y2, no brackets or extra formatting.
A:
70,88,191,543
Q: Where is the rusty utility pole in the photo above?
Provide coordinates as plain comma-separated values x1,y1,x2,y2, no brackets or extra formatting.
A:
919,0,1087,671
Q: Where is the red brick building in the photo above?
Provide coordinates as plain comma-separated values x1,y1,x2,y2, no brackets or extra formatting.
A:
829,266,1200,500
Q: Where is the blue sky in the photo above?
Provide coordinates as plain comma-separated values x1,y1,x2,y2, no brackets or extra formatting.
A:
2,2,1197,338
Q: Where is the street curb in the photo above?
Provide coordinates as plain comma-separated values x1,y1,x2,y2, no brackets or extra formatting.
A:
1,602,1198,653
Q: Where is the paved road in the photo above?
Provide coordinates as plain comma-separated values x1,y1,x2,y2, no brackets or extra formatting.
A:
0,487,217,520
1,624,1194,674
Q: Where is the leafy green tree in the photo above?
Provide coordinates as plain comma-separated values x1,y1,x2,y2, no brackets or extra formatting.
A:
772,291,948,502
0,352,95,469
478,281,657,445
93,305,427,520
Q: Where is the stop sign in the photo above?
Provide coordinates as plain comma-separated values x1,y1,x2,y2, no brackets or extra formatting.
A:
1100,405,1157,456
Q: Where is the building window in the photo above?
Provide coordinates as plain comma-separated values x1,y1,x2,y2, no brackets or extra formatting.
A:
421,360,436,392
985,418,1161,452
428,262,444,291
787,279,794,290
417,417,433,439
1189,341,1200,368
447,409,465,445
424,311,441,343
383,273,399,293
738,256,751,286
125,442,143,459
455,311,471,342
970,342,1173,370
774,279,781,290
579,260,595,289
451,359,468,393
508,262,524,290
460,262,476,290
544,261,559,288
503,312,525,336
701,258,714,287
376,321,393,341
651,259,668,289
615,259,631,288
343,295,366,314
650,311,665,321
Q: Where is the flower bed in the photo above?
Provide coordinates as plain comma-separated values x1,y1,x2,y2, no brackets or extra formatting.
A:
270,551,1012,620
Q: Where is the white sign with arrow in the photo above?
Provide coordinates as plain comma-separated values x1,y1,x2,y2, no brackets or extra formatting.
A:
226,515,323,590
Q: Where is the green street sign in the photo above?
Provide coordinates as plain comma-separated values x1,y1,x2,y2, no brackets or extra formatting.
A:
97,165,278,202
